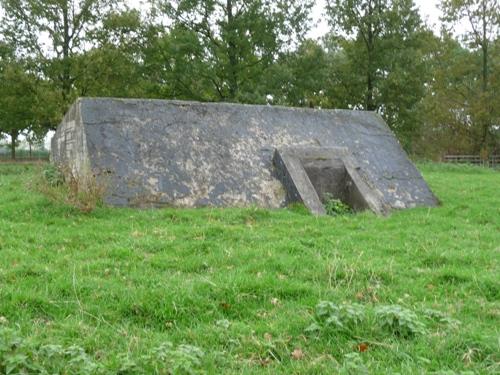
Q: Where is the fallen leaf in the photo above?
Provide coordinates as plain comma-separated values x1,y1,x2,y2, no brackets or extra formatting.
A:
219,302,231,310
357,343,369,352
291,348,304,360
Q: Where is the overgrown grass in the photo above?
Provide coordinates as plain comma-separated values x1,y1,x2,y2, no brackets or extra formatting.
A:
0,163,498,374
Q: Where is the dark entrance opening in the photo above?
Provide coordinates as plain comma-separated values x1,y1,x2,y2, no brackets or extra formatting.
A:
274,147,387,216
302,156,369,212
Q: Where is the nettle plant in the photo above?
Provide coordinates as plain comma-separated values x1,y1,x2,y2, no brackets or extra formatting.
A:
0,326,205,375
374,305,427,337
306,302,449,340
42,164,64,186
307,301,365,333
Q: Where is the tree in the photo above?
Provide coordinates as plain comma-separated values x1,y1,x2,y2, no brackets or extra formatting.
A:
0,45,39,159
326,0,434,149
141,24,217,101
154,0,314,102
75,9,148,98
0,0,122,112
440,0,500,153
262,39,331,108
413,35,475,157
326,0,388,111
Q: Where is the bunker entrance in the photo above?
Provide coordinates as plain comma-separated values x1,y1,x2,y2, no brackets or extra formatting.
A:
273,147,386,216
302,157,370,212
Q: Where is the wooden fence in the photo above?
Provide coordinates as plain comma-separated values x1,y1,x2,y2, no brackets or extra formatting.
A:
443,155,500,168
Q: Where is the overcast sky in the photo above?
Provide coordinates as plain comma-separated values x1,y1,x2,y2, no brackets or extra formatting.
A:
125,0,445,38
308,0,443,38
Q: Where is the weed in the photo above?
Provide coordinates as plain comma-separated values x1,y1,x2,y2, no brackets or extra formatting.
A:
33,164,106,213
323,194,352,216
422,308,461,328
41,164,64,186
0,326,205,374
375,305,427,337
310,301,365,332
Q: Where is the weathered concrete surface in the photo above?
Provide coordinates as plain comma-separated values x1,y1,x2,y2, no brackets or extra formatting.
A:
51,98,439,212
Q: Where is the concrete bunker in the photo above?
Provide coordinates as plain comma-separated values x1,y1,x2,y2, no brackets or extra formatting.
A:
51,98,439,215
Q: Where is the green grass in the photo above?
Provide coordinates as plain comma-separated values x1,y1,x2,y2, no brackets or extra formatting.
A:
0,163,498,374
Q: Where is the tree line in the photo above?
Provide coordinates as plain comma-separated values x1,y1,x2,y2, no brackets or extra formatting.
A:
0,0,498,159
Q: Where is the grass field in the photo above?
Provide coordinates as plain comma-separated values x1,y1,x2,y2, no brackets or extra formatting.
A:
0,163,498,374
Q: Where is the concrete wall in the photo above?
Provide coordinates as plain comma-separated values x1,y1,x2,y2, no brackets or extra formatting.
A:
51,101,90,177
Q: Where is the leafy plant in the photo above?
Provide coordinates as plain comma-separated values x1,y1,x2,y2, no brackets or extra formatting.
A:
42,164,64,186
423,308,461,328
145,342,205,374
1,325,206,375
323,194,352,216
375,305,427,337
308,301,365,332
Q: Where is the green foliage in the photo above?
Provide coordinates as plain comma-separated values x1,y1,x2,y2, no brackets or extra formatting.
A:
375,305,427,337
325,0,435,149
338,353,369,375
0,0,124,123
0,326,204,374
309,301,436,339
312,301,365,331
156,0,313,102
265,39,332,108
42,164,64,187
422,0,500,154
323,194,352,216
0,43,41,158
422,308,461,328
1,0,498,155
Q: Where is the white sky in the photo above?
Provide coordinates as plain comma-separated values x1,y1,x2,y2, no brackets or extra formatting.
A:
308,0,442,39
